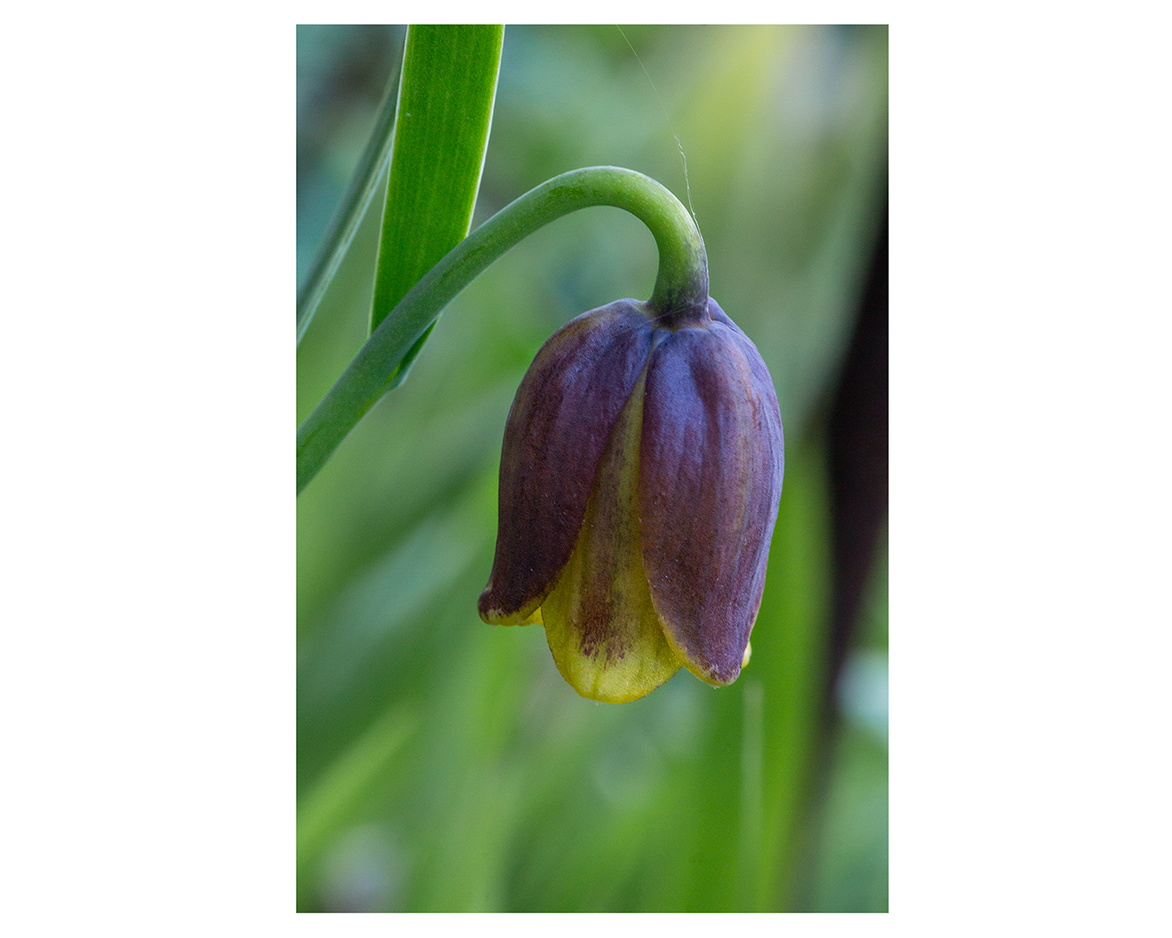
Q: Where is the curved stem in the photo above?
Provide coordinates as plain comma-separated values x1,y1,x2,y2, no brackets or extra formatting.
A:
297,165,708,494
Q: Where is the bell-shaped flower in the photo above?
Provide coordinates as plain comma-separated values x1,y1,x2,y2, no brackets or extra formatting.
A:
479,297,784,703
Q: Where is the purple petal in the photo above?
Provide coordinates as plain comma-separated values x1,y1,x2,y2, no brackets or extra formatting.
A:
479,300,655,623
638,299,785,683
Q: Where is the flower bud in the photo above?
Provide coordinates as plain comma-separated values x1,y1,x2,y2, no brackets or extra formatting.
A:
479,297,784,703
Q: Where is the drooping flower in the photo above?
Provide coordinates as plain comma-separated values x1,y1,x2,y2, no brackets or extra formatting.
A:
479,297,784,703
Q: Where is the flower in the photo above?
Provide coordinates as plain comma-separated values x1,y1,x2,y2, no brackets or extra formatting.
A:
479,297,784,703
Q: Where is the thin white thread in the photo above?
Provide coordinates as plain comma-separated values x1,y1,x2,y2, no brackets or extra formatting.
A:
616,26,698,230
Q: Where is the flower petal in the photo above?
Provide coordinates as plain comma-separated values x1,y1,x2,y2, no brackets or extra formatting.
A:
541,365,683,703
638,299,785,685
479,301,656,624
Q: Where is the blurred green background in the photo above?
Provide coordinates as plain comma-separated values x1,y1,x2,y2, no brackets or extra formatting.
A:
297,24,887,912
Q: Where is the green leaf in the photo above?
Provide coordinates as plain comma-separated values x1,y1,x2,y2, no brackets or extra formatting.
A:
295,34,402,347
371,25,504,348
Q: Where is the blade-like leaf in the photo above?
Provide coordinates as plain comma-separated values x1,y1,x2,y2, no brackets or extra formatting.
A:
295,41,400,347
371,25,504,357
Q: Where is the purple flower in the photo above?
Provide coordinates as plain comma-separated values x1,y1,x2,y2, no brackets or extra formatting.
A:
479,297,784,703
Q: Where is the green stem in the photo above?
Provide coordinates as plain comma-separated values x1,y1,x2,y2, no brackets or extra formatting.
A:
297,165,708,494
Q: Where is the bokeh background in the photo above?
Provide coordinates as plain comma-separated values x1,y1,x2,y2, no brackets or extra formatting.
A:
297,24,888,912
